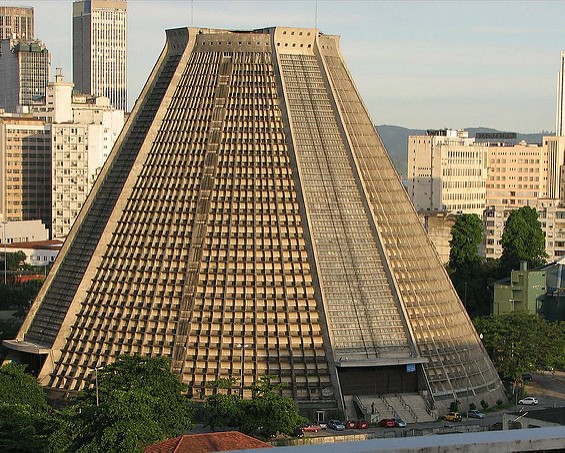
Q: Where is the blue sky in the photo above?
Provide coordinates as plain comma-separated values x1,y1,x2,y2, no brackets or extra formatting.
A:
17,0,565,133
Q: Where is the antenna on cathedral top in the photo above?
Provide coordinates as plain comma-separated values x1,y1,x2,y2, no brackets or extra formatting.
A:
315,0,318,29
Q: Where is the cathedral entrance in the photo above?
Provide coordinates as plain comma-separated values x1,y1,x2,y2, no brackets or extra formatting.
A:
338,365,418,395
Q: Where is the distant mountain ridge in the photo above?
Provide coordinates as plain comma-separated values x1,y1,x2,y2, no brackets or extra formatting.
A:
376,125,551,179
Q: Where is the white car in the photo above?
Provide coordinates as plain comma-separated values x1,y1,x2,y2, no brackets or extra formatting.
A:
518,397,538,405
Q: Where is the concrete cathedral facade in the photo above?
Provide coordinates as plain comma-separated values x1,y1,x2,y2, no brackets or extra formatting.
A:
3,26,504,418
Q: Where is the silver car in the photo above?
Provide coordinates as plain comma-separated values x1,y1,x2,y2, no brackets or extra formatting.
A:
328,419,346,430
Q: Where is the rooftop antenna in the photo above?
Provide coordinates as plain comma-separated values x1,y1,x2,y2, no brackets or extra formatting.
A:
315,0,318,29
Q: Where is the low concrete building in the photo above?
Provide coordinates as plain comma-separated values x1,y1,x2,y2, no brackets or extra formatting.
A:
504,407,565,430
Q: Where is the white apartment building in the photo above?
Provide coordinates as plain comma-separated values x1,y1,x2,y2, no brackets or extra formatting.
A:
31,70,124,239
408,129,488,216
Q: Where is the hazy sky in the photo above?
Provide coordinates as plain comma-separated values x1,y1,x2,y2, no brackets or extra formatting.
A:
15,0,565,133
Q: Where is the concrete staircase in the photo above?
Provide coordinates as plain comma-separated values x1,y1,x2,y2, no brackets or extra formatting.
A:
354,393,436,423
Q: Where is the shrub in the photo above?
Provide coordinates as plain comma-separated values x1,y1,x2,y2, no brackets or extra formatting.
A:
480,399,489,410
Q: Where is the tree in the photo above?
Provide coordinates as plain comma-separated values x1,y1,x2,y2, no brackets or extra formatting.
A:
0,363,57,452
447,214,491,317
0,363,48,411
205,378,242,431
0,404,57,452
240,392,306,439
52,355,194,452
448,213,483,273
500,206,547,274
473,313,564,380
204,375,306,440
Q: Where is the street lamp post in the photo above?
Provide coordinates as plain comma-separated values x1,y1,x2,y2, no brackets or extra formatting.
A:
237,343,249,398
463,348,470,421
2,220,6,285
89,366,104,406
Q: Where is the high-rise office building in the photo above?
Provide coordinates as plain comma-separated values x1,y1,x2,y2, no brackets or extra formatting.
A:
0,38,50,112
4,27,504,418
557,51,565,136
0,6,34,40
72,0,127,111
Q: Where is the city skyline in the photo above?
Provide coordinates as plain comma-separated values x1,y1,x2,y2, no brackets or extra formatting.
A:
12,0,565,133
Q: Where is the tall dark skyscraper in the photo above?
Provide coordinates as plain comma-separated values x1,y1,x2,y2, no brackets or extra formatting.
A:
4,26,505,417
72,0,127,111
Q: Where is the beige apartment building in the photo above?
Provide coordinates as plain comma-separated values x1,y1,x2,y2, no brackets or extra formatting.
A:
408,129,488,216
483,136,565,259
409,131,565,261
0,116,51,227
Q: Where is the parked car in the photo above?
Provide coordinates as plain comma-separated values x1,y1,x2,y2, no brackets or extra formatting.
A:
327,419,346,431
378,418,396,427
355,420,369,429
393,418,407,427
442,412,462,422
522,373,533,381
293,427,304,438
345,420,356,429
318,421,327,430
302,423,322,432
518,396,538,405
466,409,485,419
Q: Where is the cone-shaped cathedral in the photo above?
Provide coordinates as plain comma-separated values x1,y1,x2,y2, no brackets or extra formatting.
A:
3,26,504,417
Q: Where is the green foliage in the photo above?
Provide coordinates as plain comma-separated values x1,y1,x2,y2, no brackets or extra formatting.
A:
500,206,547,274
496,399,503,408
474,313,565,380
205,392,242,431
469,402,476,410
447,214,497,318
249,374,288,397
240,393,306,439
449,401,460,412
0,363,56,451
2,251,27,271
0,363,48,411
449,214,483,272
0,403,58,452
480,400,489,410
53,355,194,452
204,375,305,440
0,279,43,311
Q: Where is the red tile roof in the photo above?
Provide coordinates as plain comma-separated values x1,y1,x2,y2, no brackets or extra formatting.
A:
144,431,273,453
